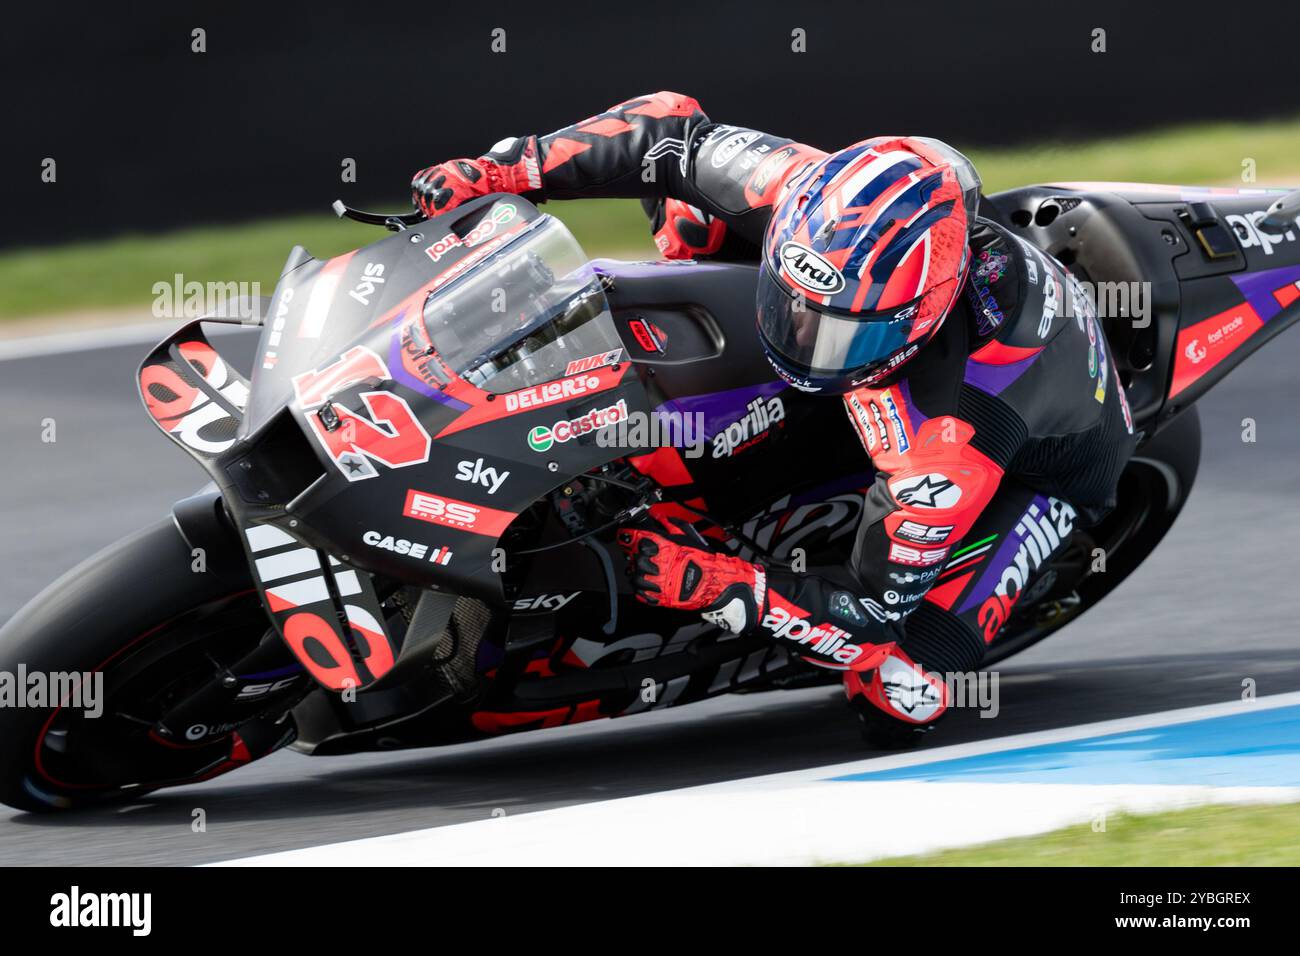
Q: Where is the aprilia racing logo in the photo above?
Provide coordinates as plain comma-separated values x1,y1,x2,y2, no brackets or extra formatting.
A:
712,396,785,458
977,497,1076,641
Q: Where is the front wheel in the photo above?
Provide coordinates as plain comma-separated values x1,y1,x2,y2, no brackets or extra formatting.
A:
0,520,293,812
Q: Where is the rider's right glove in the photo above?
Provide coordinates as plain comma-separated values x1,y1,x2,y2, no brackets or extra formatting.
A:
410,136,543,216
618,518,766,635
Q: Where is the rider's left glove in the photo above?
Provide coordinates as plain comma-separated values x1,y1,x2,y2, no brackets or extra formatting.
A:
410,137,543,216
618,519,766,635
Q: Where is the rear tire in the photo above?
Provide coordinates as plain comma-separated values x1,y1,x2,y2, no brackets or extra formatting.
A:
0,519,284,812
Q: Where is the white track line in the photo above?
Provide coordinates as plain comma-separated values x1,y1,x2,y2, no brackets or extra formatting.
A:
212,693,1300,867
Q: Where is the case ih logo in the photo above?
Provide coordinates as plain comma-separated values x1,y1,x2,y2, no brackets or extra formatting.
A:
403,490,516,537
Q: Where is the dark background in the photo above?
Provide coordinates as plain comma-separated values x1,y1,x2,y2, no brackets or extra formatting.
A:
4,0,1298,247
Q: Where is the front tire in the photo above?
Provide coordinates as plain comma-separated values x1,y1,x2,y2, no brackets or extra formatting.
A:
0,519,287,811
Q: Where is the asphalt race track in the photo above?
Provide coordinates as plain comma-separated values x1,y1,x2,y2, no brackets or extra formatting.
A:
1,324,1299,865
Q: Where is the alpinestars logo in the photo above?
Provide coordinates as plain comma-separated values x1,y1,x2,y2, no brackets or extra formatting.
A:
761,605,862,667
890,473,962,509
977,497,1076,641
877,655,944,720
712,396,785,458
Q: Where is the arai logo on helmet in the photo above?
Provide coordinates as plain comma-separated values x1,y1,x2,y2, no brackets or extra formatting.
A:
779,241,845,295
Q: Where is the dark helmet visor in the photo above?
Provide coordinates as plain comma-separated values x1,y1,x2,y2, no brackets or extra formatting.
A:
756,260,920,379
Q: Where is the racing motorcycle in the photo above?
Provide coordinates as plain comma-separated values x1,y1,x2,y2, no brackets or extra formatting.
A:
3,181,1299,811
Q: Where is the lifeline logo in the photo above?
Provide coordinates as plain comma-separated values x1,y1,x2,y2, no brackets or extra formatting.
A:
50,886,151,936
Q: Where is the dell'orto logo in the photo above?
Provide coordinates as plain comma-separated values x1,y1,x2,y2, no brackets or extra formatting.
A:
779,241,845,295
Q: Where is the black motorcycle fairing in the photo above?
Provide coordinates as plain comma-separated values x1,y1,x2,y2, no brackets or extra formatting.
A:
989,183,1300,434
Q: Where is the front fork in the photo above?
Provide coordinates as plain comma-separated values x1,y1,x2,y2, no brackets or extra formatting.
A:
154,627,309,745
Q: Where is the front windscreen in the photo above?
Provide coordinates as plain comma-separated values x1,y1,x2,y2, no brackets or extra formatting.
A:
420,215,623,394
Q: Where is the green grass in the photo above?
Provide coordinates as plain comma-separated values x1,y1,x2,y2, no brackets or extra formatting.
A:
0,199,655,321
4,116,1299,321
968,117,1300,194
856,802,1300,866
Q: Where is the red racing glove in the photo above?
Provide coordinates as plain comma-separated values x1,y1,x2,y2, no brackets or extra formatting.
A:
411,137,542,216
643,198,728,259
618,519,766,634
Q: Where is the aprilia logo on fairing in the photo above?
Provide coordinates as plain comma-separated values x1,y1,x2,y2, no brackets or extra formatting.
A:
761,605,862,666
455,457,510,494
779,241,845,295
712,396,785,458
1226,209,1300,255
977,497,1076,641
347,262,386,305
512,593,579,612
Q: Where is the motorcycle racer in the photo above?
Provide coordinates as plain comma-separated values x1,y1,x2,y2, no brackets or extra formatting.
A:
412,91,1138,746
